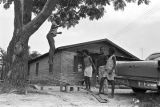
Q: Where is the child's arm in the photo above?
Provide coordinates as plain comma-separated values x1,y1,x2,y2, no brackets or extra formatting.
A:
113,55,116,69
110,55,116,72
50,24,62,35
89,56,96,71
56,32,62,34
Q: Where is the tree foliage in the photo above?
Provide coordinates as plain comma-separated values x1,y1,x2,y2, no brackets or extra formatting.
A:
0,47,7,67
29,51,41,60
0,47,7,80
0,0,150,29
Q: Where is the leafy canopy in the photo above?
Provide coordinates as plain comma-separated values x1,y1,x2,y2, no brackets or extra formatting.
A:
0,0,150,28
29,51,41,60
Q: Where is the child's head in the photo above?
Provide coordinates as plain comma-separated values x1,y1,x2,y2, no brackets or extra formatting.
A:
108,47,115,55
83,49,89,56
100,46,105,54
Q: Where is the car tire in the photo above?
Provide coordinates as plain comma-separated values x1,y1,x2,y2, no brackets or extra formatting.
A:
132,87,147,93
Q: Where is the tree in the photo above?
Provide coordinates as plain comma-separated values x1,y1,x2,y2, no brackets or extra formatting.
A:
29,51,41,60
28,46,41,60
0,0,149,93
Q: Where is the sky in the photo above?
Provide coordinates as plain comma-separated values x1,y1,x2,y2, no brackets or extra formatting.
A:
0,0,160,60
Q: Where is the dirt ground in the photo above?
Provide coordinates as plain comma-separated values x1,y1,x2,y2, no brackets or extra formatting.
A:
0,86,160,107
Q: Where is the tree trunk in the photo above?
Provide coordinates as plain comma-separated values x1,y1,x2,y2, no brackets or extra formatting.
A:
1,0,58,93
2,0,32,93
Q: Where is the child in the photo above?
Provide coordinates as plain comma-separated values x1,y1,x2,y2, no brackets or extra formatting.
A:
99,47,116,98
46,21,62,72
83,50,96,91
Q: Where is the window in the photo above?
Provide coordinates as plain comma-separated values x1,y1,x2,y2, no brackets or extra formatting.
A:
35,62,39,76
74,55,83,72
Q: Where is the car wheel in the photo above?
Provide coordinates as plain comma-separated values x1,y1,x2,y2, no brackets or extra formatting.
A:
132,88,147,93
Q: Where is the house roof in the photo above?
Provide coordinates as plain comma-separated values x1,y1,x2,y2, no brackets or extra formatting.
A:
29,38,140,64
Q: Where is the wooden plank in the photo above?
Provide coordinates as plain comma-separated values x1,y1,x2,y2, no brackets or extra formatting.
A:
90,92,108,103
81,88,108,103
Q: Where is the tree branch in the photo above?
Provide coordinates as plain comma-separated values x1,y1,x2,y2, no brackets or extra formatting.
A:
22,0,58,39
14,0,23,30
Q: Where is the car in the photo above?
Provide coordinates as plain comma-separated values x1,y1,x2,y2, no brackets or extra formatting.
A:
115,53,160,93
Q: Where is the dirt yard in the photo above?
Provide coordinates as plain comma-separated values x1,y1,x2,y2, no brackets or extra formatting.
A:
0,86,160,107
